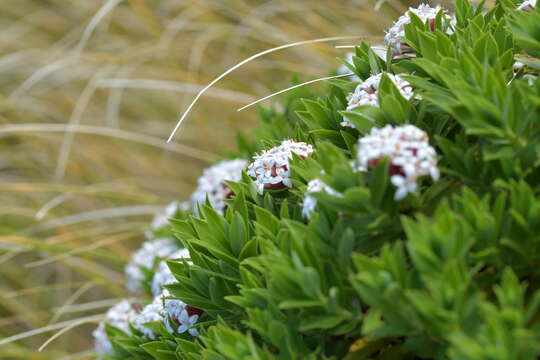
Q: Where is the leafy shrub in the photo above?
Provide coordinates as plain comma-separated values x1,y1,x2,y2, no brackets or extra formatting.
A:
94,0,540,359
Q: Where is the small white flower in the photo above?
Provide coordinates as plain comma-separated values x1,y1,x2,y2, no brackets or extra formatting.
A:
385,4,453,55
356,125,439,200
247,140,314,194
191,159,247,215
176,308,201,337
517,0,536,11
343,73,414,128
93,300,135,359
302,178,343,219
151,248,191,296
338,53,361,82
125,238,179,294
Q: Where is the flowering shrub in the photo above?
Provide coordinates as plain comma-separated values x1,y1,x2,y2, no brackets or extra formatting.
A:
94,0,540,359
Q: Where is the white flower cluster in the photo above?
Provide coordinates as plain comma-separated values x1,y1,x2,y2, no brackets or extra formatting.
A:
384,4,452,54
130,289,200,339
518,0,536,11
93,299,135,359
130,296,164,339
191,159,247,215
125,238,179,294
338,52,361,82
247,140,314,194
346,73,413,110
151,248,191,296
302,178,342,219
356,125,439,200
162,289,201,337
343,73,414,127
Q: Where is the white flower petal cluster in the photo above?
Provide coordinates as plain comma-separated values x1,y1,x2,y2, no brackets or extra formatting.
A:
93,299,135,359
338,53,361,82
513,61,525,70
151,248,191,296
384,4,452,54
356,125,439,200
302,178,342,219
125,238,179,294
343,73,414,127
93,323,112,357
517,0,536,11
191,159,247,215
347,73,414,109
161,289,201,337
247,140,314,194
130,296,164,339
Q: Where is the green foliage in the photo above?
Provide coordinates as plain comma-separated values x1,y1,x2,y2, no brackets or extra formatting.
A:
106,1,540,359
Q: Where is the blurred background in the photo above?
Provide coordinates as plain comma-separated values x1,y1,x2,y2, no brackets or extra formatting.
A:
0,0,411,358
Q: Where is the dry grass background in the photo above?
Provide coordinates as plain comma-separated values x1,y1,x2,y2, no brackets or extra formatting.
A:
0,0,414,358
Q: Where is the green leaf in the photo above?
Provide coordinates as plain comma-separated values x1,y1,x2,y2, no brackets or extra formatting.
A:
338,228,355,268
368,157,389,208
299,315,343,331
229,212,248,256
140,341,177,360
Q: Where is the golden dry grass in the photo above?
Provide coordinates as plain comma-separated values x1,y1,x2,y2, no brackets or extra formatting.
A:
0,0,412,358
